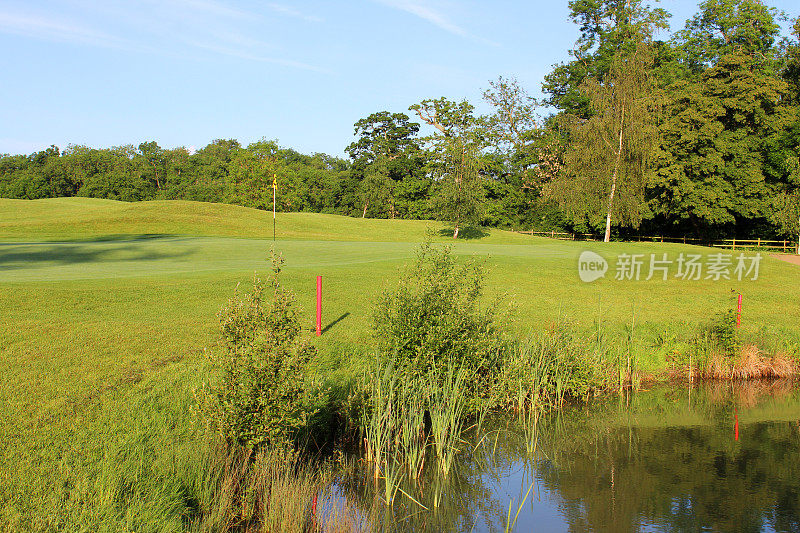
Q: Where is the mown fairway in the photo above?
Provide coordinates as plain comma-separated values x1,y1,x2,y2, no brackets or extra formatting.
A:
2,198,799,530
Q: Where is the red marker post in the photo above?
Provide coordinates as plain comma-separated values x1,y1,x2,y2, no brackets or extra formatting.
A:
736,294,742,328
316,275,322,336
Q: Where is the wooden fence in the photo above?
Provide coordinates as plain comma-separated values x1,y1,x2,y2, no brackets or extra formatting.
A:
515,231,799,253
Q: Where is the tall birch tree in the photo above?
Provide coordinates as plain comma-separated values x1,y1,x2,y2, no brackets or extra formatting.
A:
546,42,660,241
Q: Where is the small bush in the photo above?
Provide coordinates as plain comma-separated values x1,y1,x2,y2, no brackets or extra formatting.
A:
705,309,739,356
371,241,509,398
201,252,318,450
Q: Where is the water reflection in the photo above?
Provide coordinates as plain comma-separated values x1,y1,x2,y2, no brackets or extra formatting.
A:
334,380,800,532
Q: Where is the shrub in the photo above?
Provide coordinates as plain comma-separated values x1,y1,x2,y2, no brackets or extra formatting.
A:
371,241,509,398
706,309,739,356
201,252,318,450
690,309,740,370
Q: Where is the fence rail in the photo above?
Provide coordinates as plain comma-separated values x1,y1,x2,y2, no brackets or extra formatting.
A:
514,231,799,253
517,230,597,241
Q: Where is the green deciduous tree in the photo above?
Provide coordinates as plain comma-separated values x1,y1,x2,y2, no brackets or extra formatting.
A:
226,139,279,209
543,0,670,116
357,157,394,218
481,77,544,218
137,141,165,192
346,111,426,218
546,43,660,241
652,15,790,237
346,111,421,168
676,0,782,73
411,98,486,238
435,136,485,238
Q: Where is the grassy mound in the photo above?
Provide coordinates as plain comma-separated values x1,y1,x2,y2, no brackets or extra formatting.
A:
0,197,535,244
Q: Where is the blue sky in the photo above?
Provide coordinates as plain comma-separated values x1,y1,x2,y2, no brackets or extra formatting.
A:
0,0,797,157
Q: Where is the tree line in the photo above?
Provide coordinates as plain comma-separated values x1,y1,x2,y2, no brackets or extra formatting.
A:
2,0,800,246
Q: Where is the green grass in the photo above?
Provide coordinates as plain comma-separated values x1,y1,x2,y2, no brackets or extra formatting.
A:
0,197,535,243
1,197,799,530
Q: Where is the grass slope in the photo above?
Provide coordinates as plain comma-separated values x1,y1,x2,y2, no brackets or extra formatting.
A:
0,197,534,243
1,197,799,530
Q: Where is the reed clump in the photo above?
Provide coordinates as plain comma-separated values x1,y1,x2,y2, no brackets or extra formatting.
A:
360,359,469,488
700,344,798,380
674,307,800,381
498,327,607,411
190,440,372,532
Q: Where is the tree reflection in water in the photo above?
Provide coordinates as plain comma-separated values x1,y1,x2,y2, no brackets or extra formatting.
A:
331,380,800,532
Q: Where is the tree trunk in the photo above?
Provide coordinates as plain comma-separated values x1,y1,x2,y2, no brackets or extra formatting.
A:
362,202,368,218
453,225,459,239
151,161,161,190
604,106,625,243
604,161,620,243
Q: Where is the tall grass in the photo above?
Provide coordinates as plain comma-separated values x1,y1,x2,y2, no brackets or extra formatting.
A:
359,356,472,506
185,440,378,532
426,361,469,478
189,441,321,532
361,359,400,480
499,327,606,412
398,378,427,481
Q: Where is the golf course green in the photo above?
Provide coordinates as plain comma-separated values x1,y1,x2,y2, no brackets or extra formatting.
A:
1,197,798,530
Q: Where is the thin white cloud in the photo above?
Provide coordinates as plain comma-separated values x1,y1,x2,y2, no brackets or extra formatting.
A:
0,2,328,73
0,11,128,49
377,0,468,37
375,0,498,46
186,40,329,73
266,3,323,23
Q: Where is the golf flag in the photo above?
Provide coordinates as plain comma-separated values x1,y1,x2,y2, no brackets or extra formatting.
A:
272,174,277,190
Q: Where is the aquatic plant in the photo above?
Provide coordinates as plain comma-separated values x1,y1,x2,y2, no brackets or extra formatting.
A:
499,327,606,411
427,361,469,477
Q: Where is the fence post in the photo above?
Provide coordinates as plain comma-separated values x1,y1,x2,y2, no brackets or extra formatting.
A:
732,238,736,251
736,294,742,328
757,237,761,248
784,240,787,253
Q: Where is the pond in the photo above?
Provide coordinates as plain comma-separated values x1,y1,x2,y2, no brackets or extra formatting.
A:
326,380,800,532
